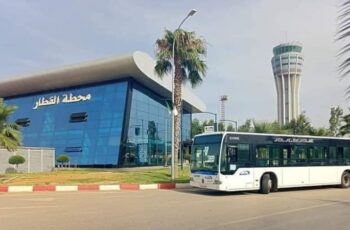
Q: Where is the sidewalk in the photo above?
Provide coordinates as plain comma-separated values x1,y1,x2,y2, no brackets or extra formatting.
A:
0,183,192,193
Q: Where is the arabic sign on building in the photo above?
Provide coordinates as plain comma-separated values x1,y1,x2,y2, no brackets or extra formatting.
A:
33,93,92,110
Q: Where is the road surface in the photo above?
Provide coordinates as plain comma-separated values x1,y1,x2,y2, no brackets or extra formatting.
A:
0,187,349,230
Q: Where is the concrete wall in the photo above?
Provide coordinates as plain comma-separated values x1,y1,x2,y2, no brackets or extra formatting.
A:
0,147,55,173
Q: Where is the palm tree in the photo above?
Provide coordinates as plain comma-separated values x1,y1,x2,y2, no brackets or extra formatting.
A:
0,98,22,151
340,113,350,136
155,29,207,177
337,1,350,97
281,113,312,135
254,121,285,134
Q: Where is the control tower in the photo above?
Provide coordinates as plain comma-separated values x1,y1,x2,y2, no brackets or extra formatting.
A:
271,42,304,125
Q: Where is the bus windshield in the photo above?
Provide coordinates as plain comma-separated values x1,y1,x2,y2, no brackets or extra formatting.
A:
191,134,222,173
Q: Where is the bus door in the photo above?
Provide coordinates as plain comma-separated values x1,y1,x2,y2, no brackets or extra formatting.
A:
269,145,283,167
281,145,309,186
224,144,254,189
281,146,289,166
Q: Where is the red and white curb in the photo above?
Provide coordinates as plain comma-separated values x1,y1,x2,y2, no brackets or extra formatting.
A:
0,183,191,193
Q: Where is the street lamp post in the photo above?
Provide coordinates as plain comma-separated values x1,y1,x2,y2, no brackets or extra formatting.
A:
195,112,218,132
220,119,238,131
171,9,197,181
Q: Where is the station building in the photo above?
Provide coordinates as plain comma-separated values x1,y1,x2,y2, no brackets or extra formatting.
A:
0,51,205,167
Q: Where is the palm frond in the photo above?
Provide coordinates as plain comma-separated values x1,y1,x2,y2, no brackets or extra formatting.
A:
0,98,22,151
188,71,203,88
337,0,350,88
154,59,172,78
337,43,350,57
180,67,188,83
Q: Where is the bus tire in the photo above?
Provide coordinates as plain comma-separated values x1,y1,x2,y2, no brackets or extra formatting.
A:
260,174,272,194
340,172,350,188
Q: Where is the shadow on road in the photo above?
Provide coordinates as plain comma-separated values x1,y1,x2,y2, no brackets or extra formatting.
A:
175,188,256,197
273,185,339,193
175,185,342,197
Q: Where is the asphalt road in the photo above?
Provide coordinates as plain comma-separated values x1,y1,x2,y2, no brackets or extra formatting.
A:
1,187,349,230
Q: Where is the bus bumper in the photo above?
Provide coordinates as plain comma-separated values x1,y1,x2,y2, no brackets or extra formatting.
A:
190,174,224,190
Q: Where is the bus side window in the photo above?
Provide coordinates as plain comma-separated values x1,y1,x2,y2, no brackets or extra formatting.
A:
329,146,337,164
292,145,307,166
344,147,350,165
256,145,269,167
269,146,281,166
337,147,344,164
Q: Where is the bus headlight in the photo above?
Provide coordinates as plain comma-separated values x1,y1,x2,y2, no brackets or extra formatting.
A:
214,179,222,185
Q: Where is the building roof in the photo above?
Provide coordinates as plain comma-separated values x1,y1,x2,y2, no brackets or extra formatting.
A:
0,51,205,113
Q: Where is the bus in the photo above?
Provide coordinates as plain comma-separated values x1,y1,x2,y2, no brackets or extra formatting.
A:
190,132,350,194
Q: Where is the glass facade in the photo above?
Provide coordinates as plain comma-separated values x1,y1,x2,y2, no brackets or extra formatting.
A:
5,79,192,168
6,80,128,167
273,45,302,56
124,81,191,167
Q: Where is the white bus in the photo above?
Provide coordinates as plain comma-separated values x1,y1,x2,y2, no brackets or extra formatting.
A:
190,132,350,194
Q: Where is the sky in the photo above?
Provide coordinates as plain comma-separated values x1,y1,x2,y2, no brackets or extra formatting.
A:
0,0,349,128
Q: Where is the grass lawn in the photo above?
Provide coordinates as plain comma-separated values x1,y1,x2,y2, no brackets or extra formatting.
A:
0,166,190,185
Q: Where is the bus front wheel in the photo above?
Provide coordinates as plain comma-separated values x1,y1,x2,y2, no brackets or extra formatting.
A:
340,172,350,188
260,174,272,194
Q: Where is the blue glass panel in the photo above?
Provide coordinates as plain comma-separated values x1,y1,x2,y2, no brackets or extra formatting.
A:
124,82,191,167
5,80,128,166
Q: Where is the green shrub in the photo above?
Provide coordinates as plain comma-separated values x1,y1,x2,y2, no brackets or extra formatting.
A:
57,154,70,165
8,155,25,168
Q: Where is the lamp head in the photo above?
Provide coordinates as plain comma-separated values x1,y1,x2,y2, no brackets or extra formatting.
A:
188,9,197,17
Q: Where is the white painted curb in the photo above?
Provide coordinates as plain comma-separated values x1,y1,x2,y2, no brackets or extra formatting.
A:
140,184,158,190
8,186,33,192
56,186,78,192
1,183,192,193
99,185,120,191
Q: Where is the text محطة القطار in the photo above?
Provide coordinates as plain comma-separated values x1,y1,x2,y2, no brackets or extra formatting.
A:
33,93,92,110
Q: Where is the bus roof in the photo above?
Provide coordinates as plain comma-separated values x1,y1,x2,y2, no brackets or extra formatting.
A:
194,132,350,141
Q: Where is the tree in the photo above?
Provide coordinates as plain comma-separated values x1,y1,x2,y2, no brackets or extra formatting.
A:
8,155,25,169
254,121,285,134
56,154,70,167
191,118,203,137
0,98,22,151
329,106,343,136
340,113,350,136
203,119,214,127
309,127,330,136
218,122,225,131
155,29,207,178
238,119,255,132
284,113,312,135
226,124,235,132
